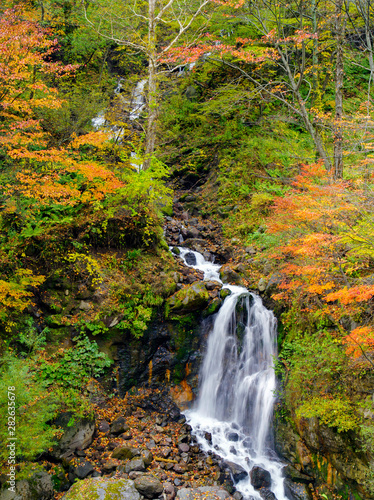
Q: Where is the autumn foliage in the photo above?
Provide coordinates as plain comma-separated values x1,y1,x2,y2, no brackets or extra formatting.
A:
259,161,374,361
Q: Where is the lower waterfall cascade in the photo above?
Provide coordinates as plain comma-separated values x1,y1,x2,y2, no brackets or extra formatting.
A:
174,247,288,500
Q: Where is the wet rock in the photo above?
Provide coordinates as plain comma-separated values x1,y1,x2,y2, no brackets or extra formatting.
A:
220,265,244,286
259,488,277,500
223,461,248,482
250,466,271,489
227,433,239,442
283,479,312,500
220,288,232,300
110,416,130,435
134,475,163,498
184,252,197,265
205,432,212,444
63,478,141,500
229,446,237,455
125,458,146,473
233,492,243,500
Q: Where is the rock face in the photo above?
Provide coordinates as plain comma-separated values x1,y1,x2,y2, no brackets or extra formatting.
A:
63,478,141,500
0,471,53,500
274,416,370,499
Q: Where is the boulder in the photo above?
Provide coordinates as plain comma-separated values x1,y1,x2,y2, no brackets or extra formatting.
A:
0,471,53,500
250,466,271,489
141,450,153,466
223,461,248,482
125,459,146,474
283,479,312,500
110,417,129,435
112,446,135,460
184,252,197,265
71,460,94,479
51,412,95,459
259,489,277,500
177,487,232,500
63,477,141,500
227,433,239,442
219,265,244,286
165,282,209,317
134,475,163,498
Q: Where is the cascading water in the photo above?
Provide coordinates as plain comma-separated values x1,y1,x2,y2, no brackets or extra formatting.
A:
174,247,288,500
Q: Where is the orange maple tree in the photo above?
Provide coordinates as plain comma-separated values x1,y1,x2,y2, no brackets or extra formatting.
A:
260,161,374,360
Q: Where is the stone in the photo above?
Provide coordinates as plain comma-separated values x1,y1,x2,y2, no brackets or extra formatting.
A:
0,470,54,500
72,460,94,479
205,280,222,291
220,288,232,300
204,432,212,444
176,487,232,500
187,227,200,239
110,417,130,435
259,489,277,500
79,300,91,311
250,466,271,489
142,450,153,466
63,477,141,500
146,440,156,449
223,461,248,482
184,252,197,265
283,479,312,500
227,433,239,442
51,412,95,459
125,459,146,474
134,475,163,498
129,472,144,480
233,492,243,500
164,483,176,500
112,446,136,460
219,264,244,286
258,278,267,292
165,282,209,317
101,460,117,473
178,443,190,453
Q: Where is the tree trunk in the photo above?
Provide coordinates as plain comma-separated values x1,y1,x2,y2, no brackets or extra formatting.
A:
143,0,157,171
334,0,345,179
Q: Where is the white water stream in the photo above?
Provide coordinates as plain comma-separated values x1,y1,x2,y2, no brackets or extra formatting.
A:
174,247,288,500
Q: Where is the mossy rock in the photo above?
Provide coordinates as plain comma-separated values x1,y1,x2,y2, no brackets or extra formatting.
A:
220,288,232,300
165,283,209,318
63,478,141,500
203,298,222,317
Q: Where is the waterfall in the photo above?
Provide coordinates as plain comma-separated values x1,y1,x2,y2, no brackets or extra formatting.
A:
175,247,288,500
129,79,147,121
